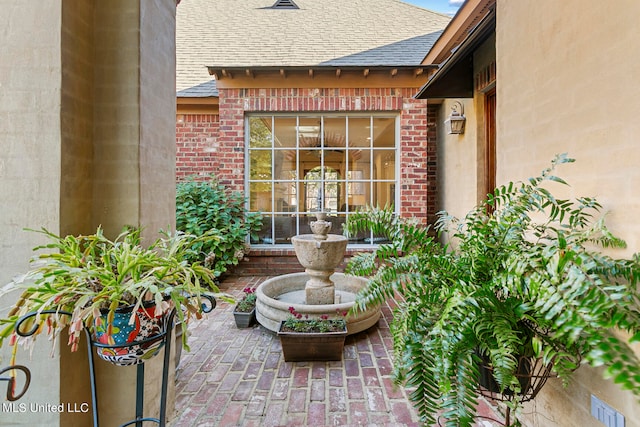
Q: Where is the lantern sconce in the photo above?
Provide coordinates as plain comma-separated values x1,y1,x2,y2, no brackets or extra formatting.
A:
444,100,466,135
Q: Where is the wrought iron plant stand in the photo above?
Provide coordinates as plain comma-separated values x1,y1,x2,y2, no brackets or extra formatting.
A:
3,294,216,427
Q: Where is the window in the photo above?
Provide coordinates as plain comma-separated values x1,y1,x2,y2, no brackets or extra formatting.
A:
247,114,397,245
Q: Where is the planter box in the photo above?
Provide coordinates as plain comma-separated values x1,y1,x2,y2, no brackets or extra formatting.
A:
233,306,256,328
277,320,347,362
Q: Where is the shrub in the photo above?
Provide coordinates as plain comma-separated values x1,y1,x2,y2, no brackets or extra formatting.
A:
176,177,262,278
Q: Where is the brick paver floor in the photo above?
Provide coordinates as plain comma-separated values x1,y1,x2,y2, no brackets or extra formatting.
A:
169,276,502,427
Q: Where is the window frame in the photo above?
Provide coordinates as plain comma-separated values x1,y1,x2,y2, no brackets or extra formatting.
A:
245,112,399,247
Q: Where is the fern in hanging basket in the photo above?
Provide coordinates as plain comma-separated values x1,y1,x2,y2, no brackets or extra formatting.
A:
345,154,640,426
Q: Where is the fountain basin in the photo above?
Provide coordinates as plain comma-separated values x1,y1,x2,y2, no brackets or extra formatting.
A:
255,272,381,335
291,234,348,271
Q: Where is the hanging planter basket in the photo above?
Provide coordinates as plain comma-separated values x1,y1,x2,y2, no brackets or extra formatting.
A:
477,353,556,403
93,302,170,366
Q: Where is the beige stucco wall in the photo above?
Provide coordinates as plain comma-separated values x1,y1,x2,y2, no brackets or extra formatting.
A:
0,0,63,283
92,1,179,425
497,0,640,256
91,1,142,238
60,0,95,237
58,4,96,425
0,1,64,425
140,0,178,239
436,34,494,225
1,0,178,425
496,0,640,425
436,98,478,221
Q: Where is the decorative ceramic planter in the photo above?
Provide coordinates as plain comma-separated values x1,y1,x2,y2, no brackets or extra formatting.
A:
233,306,256,328
93,303,167,366
277,320,347,362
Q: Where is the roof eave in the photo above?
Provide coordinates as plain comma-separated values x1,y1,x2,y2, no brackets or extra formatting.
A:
415,6,495,99
207,65,438,81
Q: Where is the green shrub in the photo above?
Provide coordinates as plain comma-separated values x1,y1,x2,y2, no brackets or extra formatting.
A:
176,177,262,278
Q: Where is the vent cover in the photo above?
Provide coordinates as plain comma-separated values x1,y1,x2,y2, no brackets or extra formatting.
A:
272,0,299,9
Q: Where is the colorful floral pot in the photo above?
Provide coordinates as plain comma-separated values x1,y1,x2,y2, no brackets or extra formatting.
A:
93,303,167,366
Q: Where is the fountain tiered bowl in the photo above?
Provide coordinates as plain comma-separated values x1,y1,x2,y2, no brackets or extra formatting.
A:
255,213,381,335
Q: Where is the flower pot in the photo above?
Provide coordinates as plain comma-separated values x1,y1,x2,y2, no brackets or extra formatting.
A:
277,320,347,362
233,306,256,328
93,303,167,366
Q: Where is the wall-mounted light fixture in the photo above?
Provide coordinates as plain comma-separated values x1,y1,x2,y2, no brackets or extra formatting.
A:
444,100,466,135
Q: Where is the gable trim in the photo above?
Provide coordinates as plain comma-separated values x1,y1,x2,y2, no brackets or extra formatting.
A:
415,7,495,99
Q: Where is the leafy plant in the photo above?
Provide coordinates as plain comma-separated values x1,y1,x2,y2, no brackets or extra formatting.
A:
345,154,640,426
235,287,257,313
282,307,347,333
0,227,231,361
176,177,262,279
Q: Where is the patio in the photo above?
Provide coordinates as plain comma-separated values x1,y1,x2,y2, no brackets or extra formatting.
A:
169,276,501,427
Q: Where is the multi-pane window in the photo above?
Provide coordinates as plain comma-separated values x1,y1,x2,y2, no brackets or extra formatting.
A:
247,114,397,245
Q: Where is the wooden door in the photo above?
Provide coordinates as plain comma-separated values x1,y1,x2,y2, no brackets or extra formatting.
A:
484,88,497,205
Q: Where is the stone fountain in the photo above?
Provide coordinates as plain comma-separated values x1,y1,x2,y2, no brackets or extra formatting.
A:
255,212,381,335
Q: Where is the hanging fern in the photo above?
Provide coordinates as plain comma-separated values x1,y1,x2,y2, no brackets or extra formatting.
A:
346,154,640,426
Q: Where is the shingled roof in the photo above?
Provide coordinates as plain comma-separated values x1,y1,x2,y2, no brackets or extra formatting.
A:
176,0,451,94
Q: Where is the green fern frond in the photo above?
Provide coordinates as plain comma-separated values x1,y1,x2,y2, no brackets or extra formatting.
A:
345,155,640,425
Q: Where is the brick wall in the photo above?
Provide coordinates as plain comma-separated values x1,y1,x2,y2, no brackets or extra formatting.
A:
176,113,220,180
176,86,438,274
177,87,436,219
232,247,368,277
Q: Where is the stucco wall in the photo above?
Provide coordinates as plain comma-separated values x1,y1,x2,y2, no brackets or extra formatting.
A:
91,1,178,424
1,0,179,425
496,0,640,425
435,98,478,221
0,1,64,425
91,1,142,238
497,0,640,256
0,0,62,283
435,35,494,224
140,0,179,417
60,0,95,237
59,4,96,425
140,0,177,239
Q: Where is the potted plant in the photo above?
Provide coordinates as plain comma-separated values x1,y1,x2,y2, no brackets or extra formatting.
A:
345,155,640,426
233,287,257,328
0,226,230,368
277,307,347,362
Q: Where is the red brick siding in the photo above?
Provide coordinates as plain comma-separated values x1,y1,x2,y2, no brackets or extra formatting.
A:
176,87,439,275
233,247,368,277
176,114,220,180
